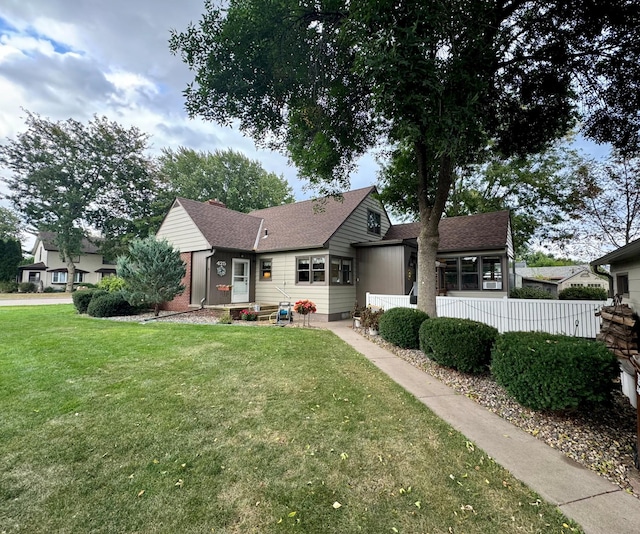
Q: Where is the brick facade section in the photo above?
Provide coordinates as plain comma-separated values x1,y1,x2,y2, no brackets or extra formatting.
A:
161,252,192,311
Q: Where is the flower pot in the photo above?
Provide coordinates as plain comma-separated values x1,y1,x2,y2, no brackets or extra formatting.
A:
368,328,378,336
353,317,361,328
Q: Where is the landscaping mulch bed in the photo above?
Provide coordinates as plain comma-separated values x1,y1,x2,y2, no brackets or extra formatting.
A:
356,327,640,498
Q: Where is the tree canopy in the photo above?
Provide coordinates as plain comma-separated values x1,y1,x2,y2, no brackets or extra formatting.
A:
0,239,22,282
0,206,24,242
159,147,294,212
171,0,640,315
0,112,159,291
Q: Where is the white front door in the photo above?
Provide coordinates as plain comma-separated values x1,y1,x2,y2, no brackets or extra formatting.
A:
231,259,250,303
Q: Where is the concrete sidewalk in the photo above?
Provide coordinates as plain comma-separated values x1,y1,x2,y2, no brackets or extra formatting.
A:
322,320,640,534
0,296,73,306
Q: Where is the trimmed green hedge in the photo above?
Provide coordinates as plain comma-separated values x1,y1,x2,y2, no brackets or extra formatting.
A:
419,317,499,374
379,307,429,348
510,287,554,299
491,332,618,411
558,286,607,300
87,292,136,318
72,289,107,314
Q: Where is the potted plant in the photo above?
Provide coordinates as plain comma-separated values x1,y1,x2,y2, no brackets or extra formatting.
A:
362,306,384,335
351,301,364,328
293,299,317,327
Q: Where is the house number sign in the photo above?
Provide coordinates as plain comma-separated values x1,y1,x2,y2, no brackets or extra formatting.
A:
216,261,226,277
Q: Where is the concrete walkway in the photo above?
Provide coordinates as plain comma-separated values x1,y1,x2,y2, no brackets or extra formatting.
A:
322,320,640,534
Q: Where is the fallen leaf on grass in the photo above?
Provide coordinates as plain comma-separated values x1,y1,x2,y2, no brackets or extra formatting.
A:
333,502,342,509
137,490,145,497
175,479,184,488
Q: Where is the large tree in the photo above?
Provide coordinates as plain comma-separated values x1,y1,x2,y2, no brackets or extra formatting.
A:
159,147,295,212
563,151,640,259
442,140,584,255
0,206,23,242
0,112,159,292
0,238,22,282
170,0,640,315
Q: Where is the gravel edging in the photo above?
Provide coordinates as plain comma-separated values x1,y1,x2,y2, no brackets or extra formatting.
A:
356,328,640,497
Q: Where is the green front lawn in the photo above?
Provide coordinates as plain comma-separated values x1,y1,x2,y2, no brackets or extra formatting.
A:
0,306,580,533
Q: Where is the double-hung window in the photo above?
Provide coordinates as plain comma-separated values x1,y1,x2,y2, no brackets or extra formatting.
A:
297,256,326,284
330,257,353,285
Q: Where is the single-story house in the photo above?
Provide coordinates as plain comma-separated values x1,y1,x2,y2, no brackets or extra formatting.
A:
515,265,609,297
156,186,515,321
591,239,640,310
18,232,116,289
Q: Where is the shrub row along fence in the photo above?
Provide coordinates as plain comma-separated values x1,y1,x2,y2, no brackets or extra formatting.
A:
365,293,607,338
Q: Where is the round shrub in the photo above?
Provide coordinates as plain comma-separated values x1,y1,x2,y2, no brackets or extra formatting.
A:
379,307,429,348
491,332,618,411
97,276,126,292
510,287,554,299
87,291,136,318
18,282,37,293
72,289,107,314
419,317,499,374
558,286,607,300
0,280,18,293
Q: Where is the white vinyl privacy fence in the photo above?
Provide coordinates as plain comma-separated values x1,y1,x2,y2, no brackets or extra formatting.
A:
365,293,607,338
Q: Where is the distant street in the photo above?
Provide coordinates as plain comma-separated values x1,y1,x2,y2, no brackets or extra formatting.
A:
0,296,73,306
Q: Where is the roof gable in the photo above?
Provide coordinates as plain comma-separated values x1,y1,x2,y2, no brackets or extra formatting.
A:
176,198,263,251
249,186,377,252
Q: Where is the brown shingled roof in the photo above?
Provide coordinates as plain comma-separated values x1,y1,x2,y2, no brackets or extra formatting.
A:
383,211,510,252
250,186,376,252
176,198,263,251
36,231,101,254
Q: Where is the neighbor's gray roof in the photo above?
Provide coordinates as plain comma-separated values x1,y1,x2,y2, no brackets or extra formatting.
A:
35,231,101,255
591,237,640,266
176,187,377,253
382,211,511,252
516,265,591,281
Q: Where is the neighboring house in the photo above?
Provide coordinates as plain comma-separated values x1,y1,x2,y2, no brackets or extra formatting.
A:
18,232,116,289
591,239,640,310
515,265,609,297
156,186,515,321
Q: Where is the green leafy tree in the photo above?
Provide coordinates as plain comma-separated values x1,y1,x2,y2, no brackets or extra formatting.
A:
160,147,295,212
564,151,640,259
0,206,24,242
519,250,578,267
117,236,186,316
0,112,160,292
170,0,640,315
0,239,22,282
443,140,584,255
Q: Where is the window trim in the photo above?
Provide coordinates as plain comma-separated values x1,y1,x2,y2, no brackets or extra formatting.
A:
329,256,354,285
616,273,630,296
296,255,327,285
441,254,506,291
259,258,272,281
367,209,382,236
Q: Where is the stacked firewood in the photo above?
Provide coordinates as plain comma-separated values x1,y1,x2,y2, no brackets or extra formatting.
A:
596,305,640,369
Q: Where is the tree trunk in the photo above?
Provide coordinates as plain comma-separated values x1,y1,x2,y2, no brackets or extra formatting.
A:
65,258,76,293
415,148,455,317
154,303,160,317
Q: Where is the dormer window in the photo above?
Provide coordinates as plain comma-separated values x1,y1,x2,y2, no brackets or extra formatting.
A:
367,210,381,235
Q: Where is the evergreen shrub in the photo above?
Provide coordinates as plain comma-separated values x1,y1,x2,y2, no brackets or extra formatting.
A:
218,311,233,324
87,291,136,318
0,280,18,293
491,332,618,411
379,307,429,348
510,287,554,299
18,282,37,293
72,289,107,314
97,276,126,292
558,286,607,300
420,317,499,374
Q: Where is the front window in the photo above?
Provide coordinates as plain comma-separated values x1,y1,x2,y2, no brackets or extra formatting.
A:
52,271,84,284
260,259,272,280
461,256,479,290
330,257,353,285
482,256,503,289
297,256,326,284
28,272,40,283
617,273,629,295
367,210,381,235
